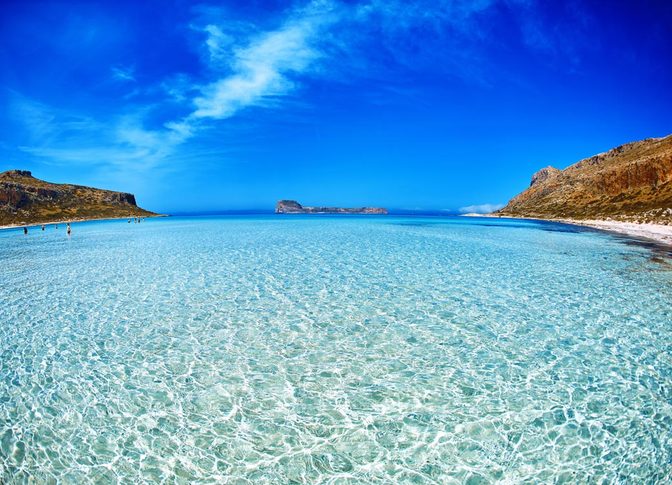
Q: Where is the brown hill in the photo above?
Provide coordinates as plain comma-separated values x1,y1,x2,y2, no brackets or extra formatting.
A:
497,134,672,224
0,170,155,226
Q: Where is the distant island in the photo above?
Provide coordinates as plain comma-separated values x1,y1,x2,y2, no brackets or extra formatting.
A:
276,200,388,215
497,134,672,225
0,170,156,226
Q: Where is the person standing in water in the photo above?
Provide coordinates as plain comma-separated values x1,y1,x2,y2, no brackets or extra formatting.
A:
66,223,71,235
23,227,28,235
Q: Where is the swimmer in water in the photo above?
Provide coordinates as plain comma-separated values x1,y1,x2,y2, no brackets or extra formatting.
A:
66,223,71,235
23,227,28,235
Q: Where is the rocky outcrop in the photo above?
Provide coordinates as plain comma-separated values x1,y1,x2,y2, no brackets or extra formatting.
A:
276,200,304,213
0,169,155,225
497,135,672,224
276,200,388,215
530,166,560,186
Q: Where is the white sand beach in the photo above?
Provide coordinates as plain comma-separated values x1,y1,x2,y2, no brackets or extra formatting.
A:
462,213,672,247
560,219,672,247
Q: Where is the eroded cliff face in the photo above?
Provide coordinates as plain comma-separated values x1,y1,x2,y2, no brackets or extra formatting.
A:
276,200,388,214
497,135,672,224
0,170,154,225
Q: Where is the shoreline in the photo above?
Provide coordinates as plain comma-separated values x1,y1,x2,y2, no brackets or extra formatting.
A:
0,214,166,231
466,213,672,248
5,212,671,248
556,218,672,247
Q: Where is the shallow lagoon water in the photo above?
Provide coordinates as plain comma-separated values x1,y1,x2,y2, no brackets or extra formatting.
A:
1,215,671,483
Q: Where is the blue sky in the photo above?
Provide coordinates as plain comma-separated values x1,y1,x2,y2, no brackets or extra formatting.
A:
0,0,670,213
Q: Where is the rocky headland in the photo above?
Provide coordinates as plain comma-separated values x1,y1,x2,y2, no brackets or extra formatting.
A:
494,134,672,245
276,200,388,215
0,170,155,226
497,134,672,224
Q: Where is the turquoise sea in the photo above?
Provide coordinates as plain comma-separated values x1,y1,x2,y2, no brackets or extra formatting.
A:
1,215,671,483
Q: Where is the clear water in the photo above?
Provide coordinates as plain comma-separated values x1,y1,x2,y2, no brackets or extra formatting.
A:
1,216,671,483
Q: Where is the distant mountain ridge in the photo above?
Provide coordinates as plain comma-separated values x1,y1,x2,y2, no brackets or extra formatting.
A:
497,134,672,224
0,170,155,226
276,200,388,214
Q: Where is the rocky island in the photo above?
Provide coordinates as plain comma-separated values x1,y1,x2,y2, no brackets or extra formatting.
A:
276,200,388,215
0,169,156,226
497,134,672,225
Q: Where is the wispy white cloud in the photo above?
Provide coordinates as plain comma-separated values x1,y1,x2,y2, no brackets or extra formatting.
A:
17,1,338,173
12,93,187,172
160,73,196,103
190,16,327,120
113,115,192,167
14,0,530,175
9,95,58,141
201,24,234,68
458,203,504,214
111,65,136,82
9,92,105,147
80,0,339,171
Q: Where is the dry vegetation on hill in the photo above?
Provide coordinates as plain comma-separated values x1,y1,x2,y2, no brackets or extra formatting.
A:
0,170,155,226
497,135,672,224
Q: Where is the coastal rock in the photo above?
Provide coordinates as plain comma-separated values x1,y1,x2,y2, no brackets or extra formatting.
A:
0,169,155,225
530,166,560,186
276,200,305,213
276,200,388,215
497,134,672,224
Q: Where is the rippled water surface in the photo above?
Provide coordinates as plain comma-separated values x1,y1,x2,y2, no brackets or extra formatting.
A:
1,216,671,483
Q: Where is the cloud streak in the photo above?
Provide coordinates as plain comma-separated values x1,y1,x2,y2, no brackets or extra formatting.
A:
459,203,504,214
112,66,136,82
190,15,327,120
14,0,548,175
161,0,507,153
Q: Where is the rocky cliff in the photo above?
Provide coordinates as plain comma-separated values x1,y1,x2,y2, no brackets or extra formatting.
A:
0,170,155,226
497,135,672,224
276,200,388,215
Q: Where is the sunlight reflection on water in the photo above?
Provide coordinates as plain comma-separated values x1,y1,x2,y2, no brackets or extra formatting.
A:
1,216,671,483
